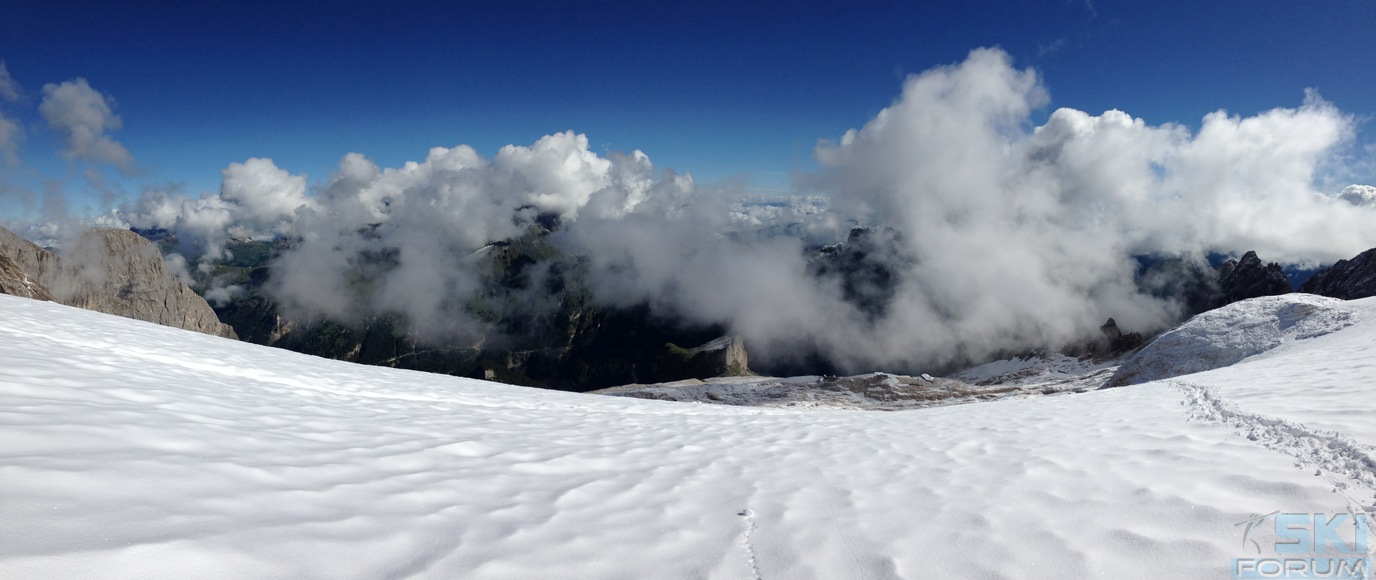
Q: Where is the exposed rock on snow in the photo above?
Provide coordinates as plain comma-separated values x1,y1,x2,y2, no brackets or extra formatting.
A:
1106,294,1357,387
953,352,1119,390
1300,246,1376,300
595,372,1027,410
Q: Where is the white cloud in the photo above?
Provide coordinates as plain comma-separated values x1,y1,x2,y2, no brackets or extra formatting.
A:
122,158,315,260
220,158,311,232
265,132,691,341
0,62,21,166
1338,184,1376,207
109,47,1376,373
0,61,19,103
493,131,612,218
39,78,135,173
0,115,19,166
566,48,1376,371
117,131,685,343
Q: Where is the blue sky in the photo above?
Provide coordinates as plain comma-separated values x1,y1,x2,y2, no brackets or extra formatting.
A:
0,0,1373,218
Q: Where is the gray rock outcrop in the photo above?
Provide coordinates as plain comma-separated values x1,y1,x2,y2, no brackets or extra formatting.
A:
650,335,752,382
1095,318,1144,358
1217,251,1291,306
0,253,55,301
0,226,60,283
0,226,237,339
808,227,908,320
1298,247,1376,300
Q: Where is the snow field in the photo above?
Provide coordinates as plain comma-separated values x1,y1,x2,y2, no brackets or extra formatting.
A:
2,293,1375,578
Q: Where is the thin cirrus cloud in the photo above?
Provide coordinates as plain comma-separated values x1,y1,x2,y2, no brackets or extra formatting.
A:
61,47,1376,371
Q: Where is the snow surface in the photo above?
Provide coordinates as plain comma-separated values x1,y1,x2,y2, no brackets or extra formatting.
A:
3,292,1376,578
1108,293,1359,386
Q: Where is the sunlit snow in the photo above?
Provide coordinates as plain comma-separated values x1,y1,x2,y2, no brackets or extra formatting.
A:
2,293,1375,578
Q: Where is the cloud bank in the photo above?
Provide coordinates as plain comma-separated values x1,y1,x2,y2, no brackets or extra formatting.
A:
97,47,1376,372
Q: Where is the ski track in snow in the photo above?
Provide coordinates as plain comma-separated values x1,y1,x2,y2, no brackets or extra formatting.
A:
737,508,762,580
1172,379,1376,514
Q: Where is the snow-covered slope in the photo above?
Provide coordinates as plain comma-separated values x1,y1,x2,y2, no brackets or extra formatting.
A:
3,293,1376,579
1108,294,1359,387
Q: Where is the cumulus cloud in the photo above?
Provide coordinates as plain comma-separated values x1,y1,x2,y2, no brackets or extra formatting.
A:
219,158,312,232
121,158,315,259
109,47,1376,373
261,131,683,342
39,78,136,173
1339,184,1376,207
565,47,1376,371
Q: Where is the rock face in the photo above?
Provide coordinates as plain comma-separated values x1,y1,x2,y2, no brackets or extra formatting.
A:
1135,251,1293,321
650,336,751,382
1134,256,1222,318
808,227,908,321
0,253,55,301
1096,318,1144,357
0,226,60,284
1217,251,1291,306
1299,247,1376,300
0,226,237,339
212,228,734,390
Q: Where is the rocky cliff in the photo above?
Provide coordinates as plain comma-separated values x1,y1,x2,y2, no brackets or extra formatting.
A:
0,226,60,284
1299,247,1376,300
1217,250,1292,306
0,226,237,339
0,253,55,301
808,227,908,321
650,336,751,382
209,227,730,390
